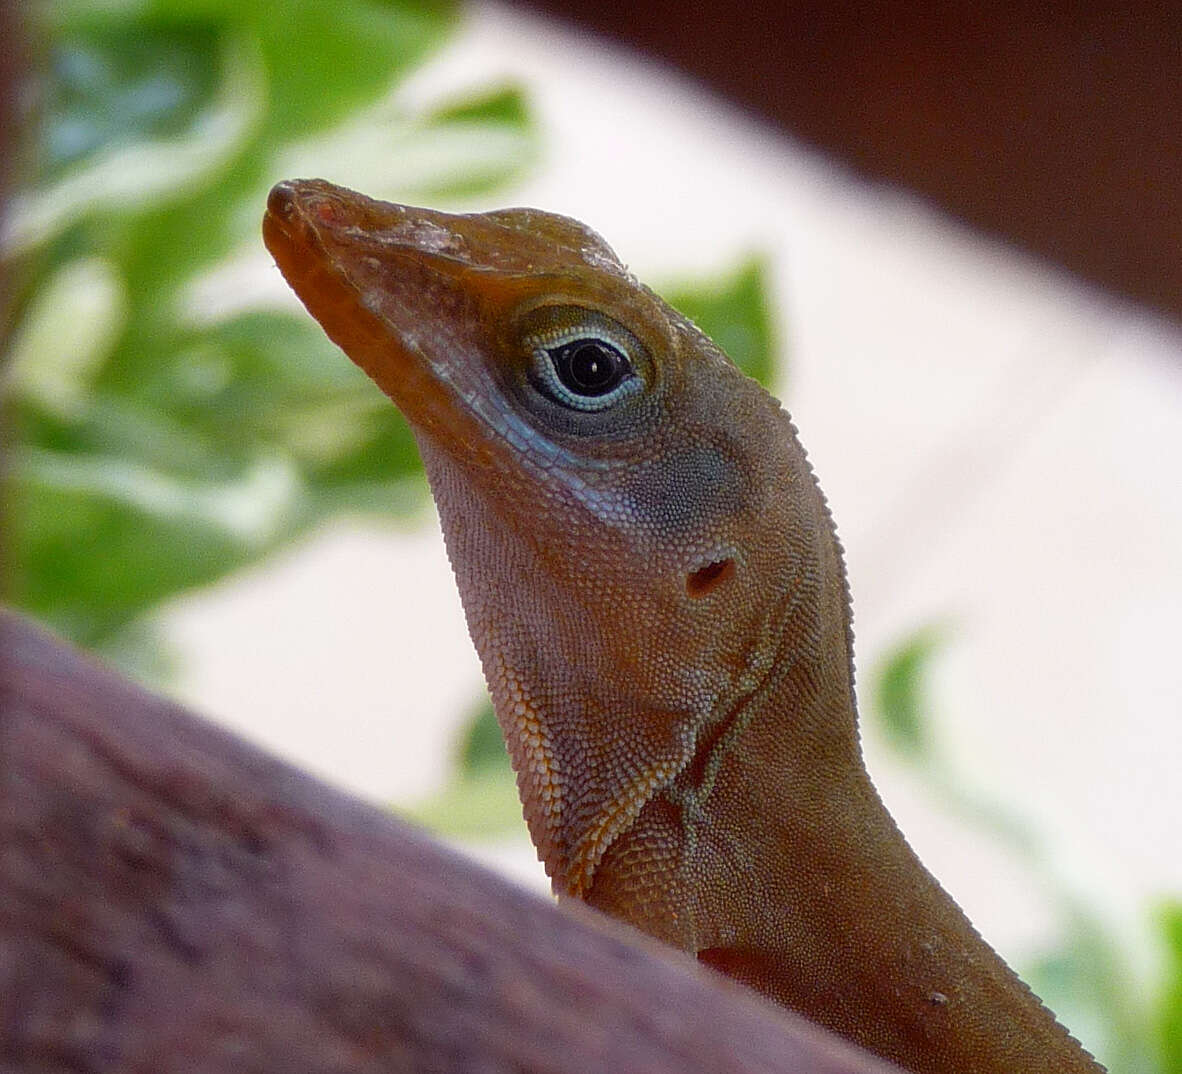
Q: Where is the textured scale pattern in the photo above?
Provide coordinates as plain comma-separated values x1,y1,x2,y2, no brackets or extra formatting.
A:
264,179,1106,1074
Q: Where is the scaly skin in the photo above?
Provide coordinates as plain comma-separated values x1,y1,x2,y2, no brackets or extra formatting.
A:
263,178,1105,1074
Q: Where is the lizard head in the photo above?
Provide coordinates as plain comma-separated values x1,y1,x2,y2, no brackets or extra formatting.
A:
264,179,853,899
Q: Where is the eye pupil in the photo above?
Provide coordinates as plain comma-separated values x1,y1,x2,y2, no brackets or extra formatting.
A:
571,344,610,388
551,339,629,397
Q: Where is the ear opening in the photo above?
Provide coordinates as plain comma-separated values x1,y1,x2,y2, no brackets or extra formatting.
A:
686,558,735,599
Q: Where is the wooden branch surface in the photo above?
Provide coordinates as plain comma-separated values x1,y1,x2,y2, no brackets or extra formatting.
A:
0,610,900,1074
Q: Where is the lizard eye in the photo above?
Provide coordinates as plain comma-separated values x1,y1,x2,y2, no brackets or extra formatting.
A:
548,338,630,397
524,309,644,413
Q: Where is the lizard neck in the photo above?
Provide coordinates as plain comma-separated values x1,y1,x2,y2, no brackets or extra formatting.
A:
424,400,1101,1074
588,670,1104,1074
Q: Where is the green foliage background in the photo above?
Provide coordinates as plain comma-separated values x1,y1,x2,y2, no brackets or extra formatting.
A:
3,4,1177,1072
7,0,530,669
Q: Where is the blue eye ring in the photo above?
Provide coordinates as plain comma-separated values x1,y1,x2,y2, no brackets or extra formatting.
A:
525,316,643,412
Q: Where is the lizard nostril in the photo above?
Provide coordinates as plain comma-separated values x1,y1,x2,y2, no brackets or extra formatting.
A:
266,181,299,219
686,558,735,598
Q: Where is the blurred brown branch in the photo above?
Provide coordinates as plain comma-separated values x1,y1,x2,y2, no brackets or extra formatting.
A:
0,609,900,1073
0,0,20,227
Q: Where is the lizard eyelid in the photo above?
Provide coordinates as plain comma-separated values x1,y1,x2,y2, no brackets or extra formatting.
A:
523,309,647,413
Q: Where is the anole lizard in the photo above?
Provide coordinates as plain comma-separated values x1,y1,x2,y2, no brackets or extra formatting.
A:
263,178,1105,1074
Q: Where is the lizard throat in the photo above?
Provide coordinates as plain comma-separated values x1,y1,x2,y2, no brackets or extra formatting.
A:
490,653,695,898
564,754,686,898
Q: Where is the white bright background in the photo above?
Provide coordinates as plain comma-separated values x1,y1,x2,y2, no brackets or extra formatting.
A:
162,3,1182,970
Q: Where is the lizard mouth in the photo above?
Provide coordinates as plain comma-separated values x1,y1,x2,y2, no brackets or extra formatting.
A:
263,179,497,445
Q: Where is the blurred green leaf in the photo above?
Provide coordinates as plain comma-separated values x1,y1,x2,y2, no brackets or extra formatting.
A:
406,697,524,839
281,81,538,204
1025,911,1156,1074
871,624,946,761
1157,900,1182,1073
406,768,525,840
10,29,265,258
248,0,456,143
661,256,778,388
9,0,533,670
6,256,126,416
428,84,530,128
44,23,222,177
9,455,261,644
459,699,510,776
8,302,433,644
